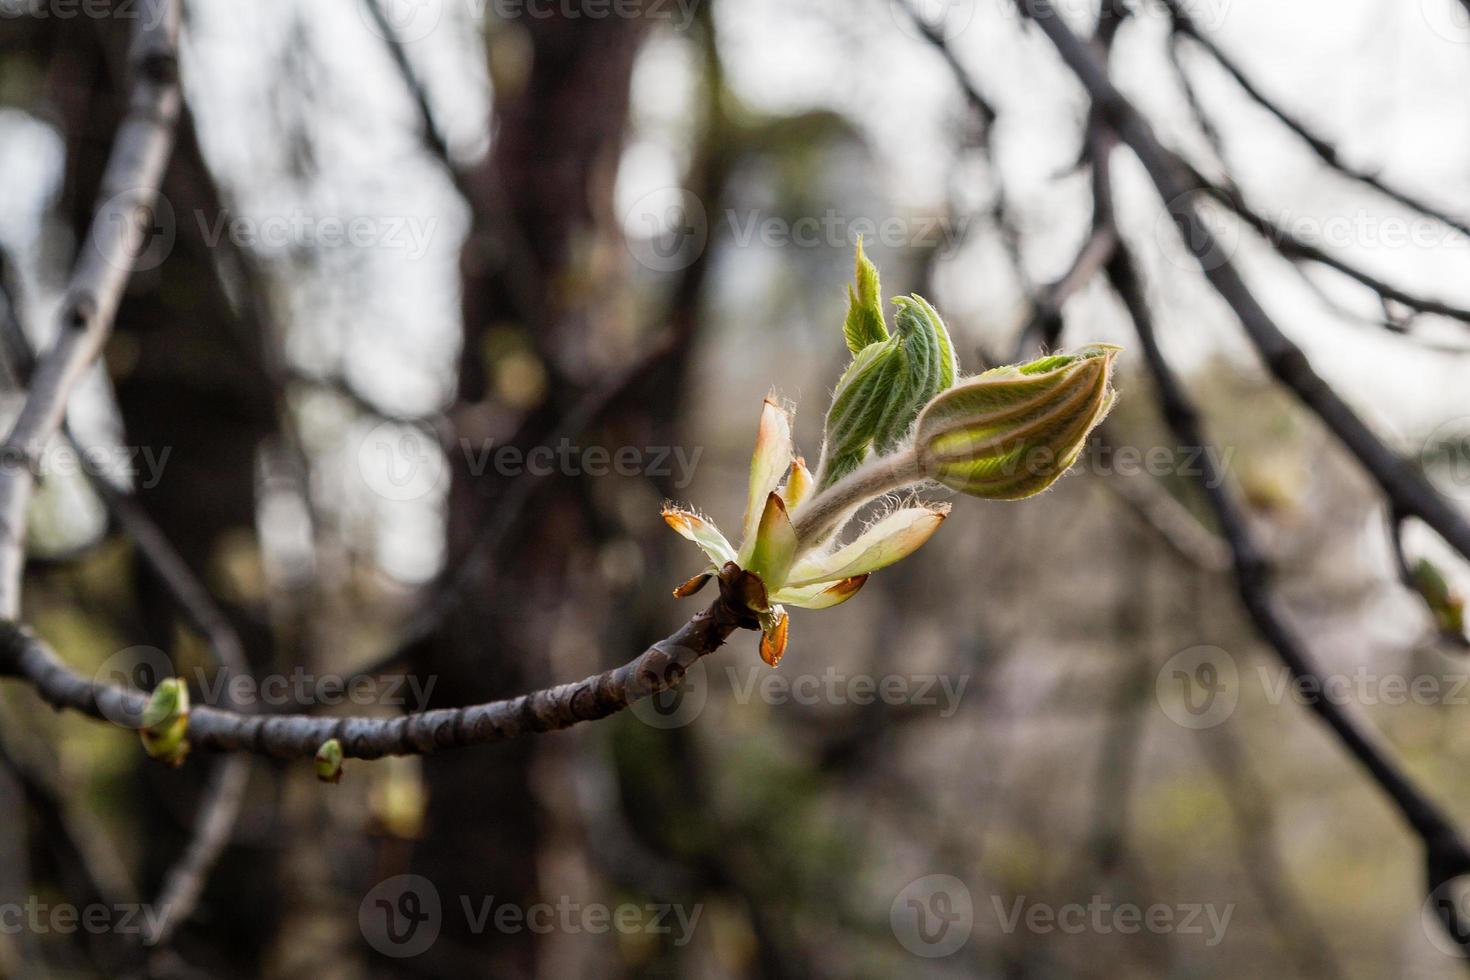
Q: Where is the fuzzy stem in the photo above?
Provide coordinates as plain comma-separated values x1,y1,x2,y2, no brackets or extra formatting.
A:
790,449,925,547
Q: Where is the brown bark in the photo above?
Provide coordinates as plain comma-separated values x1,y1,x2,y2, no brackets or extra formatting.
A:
407,12,650,977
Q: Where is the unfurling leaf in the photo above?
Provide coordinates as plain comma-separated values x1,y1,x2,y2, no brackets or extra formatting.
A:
916,344,1119,500
784,506,949,588
740,492,798,590
770,574,868,610
743,398,794,542
662,506,737,567
844,236,888,354
820,294,958,488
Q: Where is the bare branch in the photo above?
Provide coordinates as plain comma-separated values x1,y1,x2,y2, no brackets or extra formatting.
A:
1091,458,1231,573
0,572,753,760
144,757,250,947
1013,0,1470,567
0,181,251,951
0,0,182,617
1016,218,1119,357
1104,229,1470,952
1201,179,1470,328
1165,0,1470,240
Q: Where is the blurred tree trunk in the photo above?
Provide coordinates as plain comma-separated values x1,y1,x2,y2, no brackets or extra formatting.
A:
407,11,649,978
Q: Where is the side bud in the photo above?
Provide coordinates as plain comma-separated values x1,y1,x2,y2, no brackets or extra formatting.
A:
1412,558,1466,638
915,344,1120,500
315,738,345,783
139,678,191,767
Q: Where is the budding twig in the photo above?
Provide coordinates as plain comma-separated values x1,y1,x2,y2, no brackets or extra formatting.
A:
790,449,926,547
0,587,750,761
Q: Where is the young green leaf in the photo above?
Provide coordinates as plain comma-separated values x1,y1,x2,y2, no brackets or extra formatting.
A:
843,236,888,354
819,292,959,489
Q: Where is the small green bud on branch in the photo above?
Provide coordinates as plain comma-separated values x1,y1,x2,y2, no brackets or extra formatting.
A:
139,678,190,767
1412,558,1466,639
315,738,345,783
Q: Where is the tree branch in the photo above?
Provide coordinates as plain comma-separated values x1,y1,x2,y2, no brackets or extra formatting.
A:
0,0,182,618
1201,178,1470,328
1013,0,1470,568
1105,230,1470,955
1165,0,1470,240
0,571,754,760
